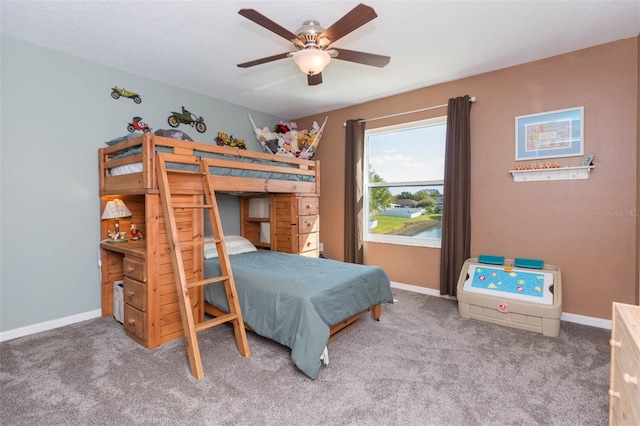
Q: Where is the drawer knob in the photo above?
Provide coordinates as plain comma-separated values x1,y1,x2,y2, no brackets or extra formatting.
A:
306,205,312,209
608,389,620,398
623,373,638,385
127,291,135,298
610,339,622,348
127,266,135,273
127,319,136,327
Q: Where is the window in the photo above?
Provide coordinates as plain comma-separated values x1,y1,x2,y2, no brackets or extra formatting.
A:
364,116,446,248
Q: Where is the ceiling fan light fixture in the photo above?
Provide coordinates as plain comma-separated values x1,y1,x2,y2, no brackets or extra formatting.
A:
292,49,331,76
295,20,325,37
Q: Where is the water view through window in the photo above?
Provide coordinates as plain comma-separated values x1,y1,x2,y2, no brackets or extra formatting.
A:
364,118,446,247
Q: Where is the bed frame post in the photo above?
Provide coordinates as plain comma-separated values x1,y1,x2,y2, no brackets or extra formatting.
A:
142,132,154,190
371,304,381,320
98,148,106,193
314,160,320,195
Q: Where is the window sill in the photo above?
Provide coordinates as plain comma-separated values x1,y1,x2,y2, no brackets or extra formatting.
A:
365,237,441,249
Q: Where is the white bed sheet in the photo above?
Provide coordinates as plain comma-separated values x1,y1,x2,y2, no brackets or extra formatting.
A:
110,163,143,176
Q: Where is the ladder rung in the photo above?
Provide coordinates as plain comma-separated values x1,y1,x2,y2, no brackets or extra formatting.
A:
156,153,250,380
186,275,230,289
175,238,222,251
171,203,216,209
195,313,240,332
173,238,221,250
172,241,192,250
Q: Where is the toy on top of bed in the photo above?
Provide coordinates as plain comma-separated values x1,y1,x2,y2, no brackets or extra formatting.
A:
99,130,320,195
248,114,327,160
201,235,394,380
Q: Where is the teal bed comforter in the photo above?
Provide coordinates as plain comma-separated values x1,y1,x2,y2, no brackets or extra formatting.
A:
203,250,393,379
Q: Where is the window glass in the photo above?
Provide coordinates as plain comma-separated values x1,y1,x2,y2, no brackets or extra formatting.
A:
364,117,446,247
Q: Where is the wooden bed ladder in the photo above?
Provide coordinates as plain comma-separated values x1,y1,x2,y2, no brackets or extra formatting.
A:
155,153,250,380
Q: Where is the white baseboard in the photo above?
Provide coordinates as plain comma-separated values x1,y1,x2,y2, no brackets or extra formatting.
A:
390,281,612,330
391,281,457,299
0,282,612,343
560,312,611,330
0,309,103,343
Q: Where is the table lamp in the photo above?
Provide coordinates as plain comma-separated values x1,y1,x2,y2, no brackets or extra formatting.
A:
102,199,132,242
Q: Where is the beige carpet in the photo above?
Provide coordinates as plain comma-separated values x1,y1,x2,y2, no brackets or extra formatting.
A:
0,289,610,425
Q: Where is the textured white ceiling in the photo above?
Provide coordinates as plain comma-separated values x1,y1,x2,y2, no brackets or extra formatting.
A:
2,1,639,119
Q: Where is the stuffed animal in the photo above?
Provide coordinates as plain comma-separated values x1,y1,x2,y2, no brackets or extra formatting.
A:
254,126,272,142
273,122,288,133
264,139,278,154
254,126,279,154
288,129,300,155
298,149,313,160
251,117,324,159
297,131,312,150
276,133,295,157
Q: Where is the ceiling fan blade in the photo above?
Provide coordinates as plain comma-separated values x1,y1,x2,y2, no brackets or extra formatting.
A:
320,3,378,45
238,9,299,42
237,52,292,68
332,48,390,68
307,73,323,86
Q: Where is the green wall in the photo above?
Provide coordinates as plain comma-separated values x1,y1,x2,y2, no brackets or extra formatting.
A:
0,36,280,334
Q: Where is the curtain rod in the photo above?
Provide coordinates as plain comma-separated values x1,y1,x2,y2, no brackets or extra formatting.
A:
343,96,476,126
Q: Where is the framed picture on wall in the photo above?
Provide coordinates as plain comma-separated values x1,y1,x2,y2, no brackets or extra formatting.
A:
515,106,584,161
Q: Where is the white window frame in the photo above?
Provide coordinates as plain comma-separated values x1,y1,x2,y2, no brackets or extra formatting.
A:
363,116,447,248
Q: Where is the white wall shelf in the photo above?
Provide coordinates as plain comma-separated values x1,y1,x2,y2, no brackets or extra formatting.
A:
509,166,594,182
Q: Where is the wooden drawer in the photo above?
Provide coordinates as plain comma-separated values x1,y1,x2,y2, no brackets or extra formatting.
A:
610,303,640,425
610,357,640,425
298,232,318,253
299,215,319,234
124,304,147,342
123,277,147,312
613,307,640,371
297,197,319,216
612,310,640,414
123,256,146,282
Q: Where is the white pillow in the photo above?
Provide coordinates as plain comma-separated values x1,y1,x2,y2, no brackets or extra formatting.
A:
204,235,257,259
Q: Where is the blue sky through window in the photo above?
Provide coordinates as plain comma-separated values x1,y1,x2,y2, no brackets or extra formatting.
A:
367,121,446,185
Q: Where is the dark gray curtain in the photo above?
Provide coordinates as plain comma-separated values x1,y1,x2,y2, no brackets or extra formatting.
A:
440,96,472,296
344,119,365,264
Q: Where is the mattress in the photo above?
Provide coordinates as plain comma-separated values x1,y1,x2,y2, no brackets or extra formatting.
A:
203,250,393,379
107,145,315,182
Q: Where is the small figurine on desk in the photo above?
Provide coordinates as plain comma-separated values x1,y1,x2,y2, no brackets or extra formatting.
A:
106,230,127,242
130,223,143,241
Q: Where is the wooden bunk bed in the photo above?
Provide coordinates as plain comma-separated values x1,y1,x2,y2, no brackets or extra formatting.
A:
98,132,392,379
99,131,319,194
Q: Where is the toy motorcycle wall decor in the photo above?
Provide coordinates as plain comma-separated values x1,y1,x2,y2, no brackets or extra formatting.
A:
111,86,142,104
127,117,151,133
167,106,207,133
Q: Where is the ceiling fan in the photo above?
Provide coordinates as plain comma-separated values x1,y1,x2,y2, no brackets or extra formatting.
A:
237,3,390,86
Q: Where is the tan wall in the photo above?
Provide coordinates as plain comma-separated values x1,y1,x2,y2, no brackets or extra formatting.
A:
296,37,639,320
637,34,640,307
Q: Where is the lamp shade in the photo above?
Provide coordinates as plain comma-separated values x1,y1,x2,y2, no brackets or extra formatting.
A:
292,49,331,76
102,199,132,219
